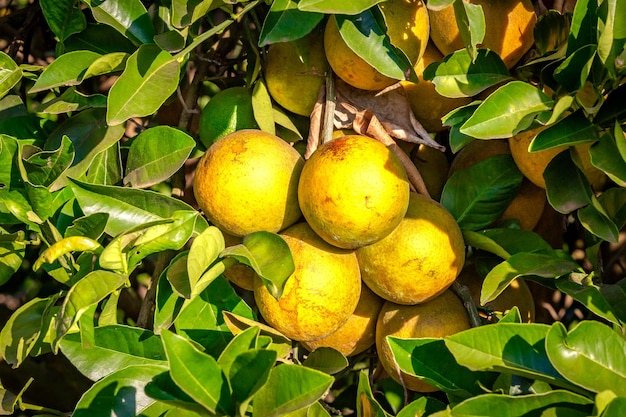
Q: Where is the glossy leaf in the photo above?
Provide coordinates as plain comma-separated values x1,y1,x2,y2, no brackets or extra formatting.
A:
452,0,486,61
60,325,167,381
335,9,415,82
83,52,128,79
175,276,255,357
252,78,276,135
443,103,481,153
154,264,184,334
85,142,122,186
222,311,292,359
73,364,167,417
544,150,593,214
54,271,128,348
45,108,125,191
81,0,155,45
302,347,348,375
171,0,217,28
482,252,578,304
107,44,180,125
143,371,208,415
387,337,493,398
123,126,195,188
221,231,295,299
29,50,101,93
19,137,74,188
594,83,626,127
166,252,192,298
217,326,261,375
464,228,552,260
556,279,625,328
253,363,334,417
567,0,597,56
36,88,107,114
62,22,137,55
546,321,626,396
0,297,51,367
297,0,384,14
258,0,324,46
444,323,578,390
460,82,553,139
161,329,235,416
229,349,277,415
534,10,571,55
187,226,225,289
0,52,22,99
577,197,619,243
589,132,626,187
433,390,592,417
553,44,596,92
529,110,598,151
40,0,86,42
0,230,26,286
69,178,206,237
396,396,446,417
423,48,511,98
441,154,523,231
65,212,109,240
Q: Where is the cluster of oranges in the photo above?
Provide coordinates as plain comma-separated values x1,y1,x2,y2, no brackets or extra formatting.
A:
192,0,557,392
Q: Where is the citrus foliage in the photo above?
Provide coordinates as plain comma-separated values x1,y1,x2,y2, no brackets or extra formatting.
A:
0,0,625,416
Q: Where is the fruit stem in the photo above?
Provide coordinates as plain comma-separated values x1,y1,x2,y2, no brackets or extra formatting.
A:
353,109,432,199
451,280,483,328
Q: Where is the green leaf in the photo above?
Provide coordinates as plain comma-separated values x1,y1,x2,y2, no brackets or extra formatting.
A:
176,276,255,356
19,138,74,189
187,226,225,289
65,212,109,240
0,52,22,99
143,371,208,415
567,0,597,56
556,279,625,328
73,364,167,417
452,0,486,62
0,230,26,286
0,297,52,367
217,326,261,375
534,10,571,55
81,0,155,45
463,228,552,260
252,79,276,135
356,369,392,417
334,9,414,82
36,88,107,115
423,48,511,98
85,142,122,186
221,231,294,299
107,44,180,125
252,364,334,417
62,22,137,55
589,131,626,187
123,126,195,188
443,102,481,153
441,154,523,231
29,50,102,93
553,44,596,92
40,0,86,42
297,0,384,14
258,0,324,46
161,329,235,416
54,271,128,349
598,394,626,417
171,0,218,28
444,323,579,390
165,252,192,298
387,337,493,398
154,265,185,334
482,252,578,304
460,82,553,139
438,390,593,417
45,108,125,191
396,396,446,417
529,110,599,151
229,349,278,415
60,325,167,381
544,149,593,214
221,311,292,359
594,82,626,127
546,321,626,396
578,197,619,243
69,178,206,237
302,347,348,374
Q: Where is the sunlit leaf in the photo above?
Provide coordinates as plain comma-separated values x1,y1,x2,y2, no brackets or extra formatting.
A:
356,369,392,417
302,347,348,375
0,52,22,99
40,0,86,42
36,88,107,115
187,226,225,289
460,81,553,139
297,0,384,14
553,44,596,93
258,0,324,46
589,131,626,187
29,51,101,93
230,349,277,415
81,0,155,45
452,0,485,61
529,110,598,152
556,279,625,328
171,0,218,28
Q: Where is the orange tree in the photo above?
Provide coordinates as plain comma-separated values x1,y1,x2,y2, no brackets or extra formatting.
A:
0,0,625,415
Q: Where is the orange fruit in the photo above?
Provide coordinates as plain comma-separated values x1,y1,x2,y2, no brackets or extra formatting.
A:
253,223,361,342
193,129,304,237
298,135,410,249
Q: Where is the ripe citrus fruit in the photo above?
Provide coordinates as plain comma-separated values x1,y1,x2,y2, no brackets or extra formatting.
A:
376,290,471,392
410,143,450,201
402,42,473,132
324,0,429,91
449,139,546,230
429,0,537,68
356,192,465,305
301,284,384,357
253,222,361,342
456,264,535,322
508,127,608,190
198,86,259,148
193,129,304,237
298,135,410,249
264,30,328,116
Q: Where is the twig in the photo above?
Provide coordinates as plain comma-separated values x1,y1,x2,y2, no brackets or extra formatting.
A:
136,250,174,329
451,280,483,328
321,70,336,145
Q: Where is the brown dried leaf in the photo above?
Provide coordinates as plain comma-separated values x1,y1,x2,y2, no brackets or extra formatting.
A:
333,78,445,151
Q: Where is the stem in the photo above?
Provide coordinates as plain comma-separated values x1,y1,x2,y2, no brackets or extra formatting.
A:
321,71,336,145
19,402,67,416
174,1,260,62
451,280,483,328
136,250,175,329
